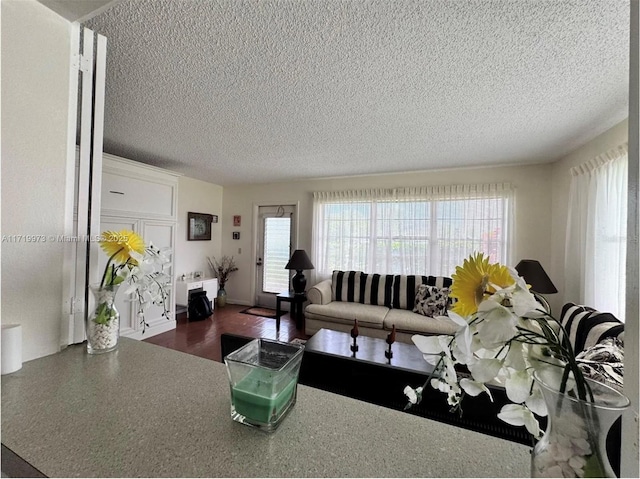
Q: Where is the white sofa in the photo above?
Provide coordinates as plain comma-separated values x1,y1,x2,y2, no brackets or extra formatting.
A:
305,271,459,344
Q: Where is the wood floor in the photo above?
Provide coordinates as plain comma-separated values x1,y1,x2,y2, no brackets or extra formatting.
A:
143,304,310,363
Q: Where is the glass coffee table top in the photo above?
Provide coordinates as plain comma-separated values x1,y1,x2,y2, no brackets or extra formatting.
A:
304,328,435,375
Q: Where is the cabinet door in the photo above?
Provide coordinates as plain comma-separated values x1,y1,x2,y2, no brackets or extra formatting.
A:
102,172,175,219
138,221,176,336
97,217,139,338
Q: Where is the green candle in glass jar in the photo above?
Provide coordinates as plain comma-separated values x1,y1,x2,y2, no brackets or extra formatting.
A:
231,369,297,424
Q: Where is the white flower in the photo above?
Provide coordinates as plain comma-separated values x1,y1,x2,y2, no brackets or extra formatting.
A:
468,358,503,383
459,378,493,400
497,403,541,438
116,246,172,332
412,334,451,366
475,301,519,348
506,267,545,316
403,386,423,405
405,255,594,451
505,369,534,404
504,340,528,371
525,383,547,416
449,311,475,363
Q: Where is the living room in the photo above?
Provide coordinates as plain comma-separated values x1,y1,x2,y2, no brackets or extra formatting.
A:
2,0,638,477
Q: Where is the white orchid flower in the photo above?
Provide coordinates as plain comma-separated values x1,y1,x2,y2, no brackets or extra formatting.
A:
460,378,493,401
468,358,503,383
504,267,547,317
505,369,534,404
449,312,474,363
122,282,138,296
525,383,547,416
412,334,452,365
504,340,528,371
430,378,461,406
476,301,519,348
497,403,541,438
403,386,423,405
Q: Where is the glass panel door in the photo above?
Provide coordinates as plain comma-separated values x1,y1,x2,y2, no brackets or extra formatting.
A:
263,217,291,293
255,205,295,308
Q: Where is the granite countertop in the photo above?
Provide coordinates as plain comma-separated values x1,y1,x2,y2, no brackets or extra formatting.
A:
1,338,530,477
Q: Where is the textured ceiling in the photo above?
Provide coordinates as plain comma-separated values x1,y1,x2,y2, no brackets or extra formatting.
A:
85,0,630,186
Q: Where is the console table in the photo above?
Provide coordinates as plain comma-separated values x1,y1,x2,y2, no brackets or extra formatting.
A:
1,338,529,477
175,277,218,317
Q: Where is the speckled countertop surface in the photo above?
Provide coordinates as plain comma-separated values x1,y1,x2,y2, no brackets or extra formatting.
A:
1,338,530,477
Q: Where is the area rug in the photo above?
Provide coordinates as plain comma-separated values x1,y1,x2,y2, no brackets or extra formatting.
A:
289,338,307,346
240,306,277,318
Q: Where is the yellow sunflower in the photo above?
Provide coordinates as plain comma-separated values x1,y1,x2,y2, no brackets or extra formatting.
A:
450,252,514,317
100,229,145,265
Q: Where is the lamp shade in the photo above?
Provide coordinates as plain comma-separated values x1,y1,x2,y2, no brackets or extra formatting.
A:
285,250,314,271
515,259,558,294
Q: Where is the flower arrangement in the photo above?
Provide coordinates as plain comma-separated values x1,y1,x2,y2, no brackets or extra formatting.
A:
403,252,590,436
207,255,238,289
98,229,172,333
403,253,630,477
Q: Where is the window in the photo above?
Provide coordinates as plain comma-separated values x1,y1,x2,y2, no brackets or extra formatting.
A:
312,184,513,278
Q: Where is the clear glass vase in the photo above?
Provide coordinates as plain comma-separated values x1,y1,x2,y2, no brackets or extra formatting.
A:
86,284,120,354
217,286,227,307
531,369,629,478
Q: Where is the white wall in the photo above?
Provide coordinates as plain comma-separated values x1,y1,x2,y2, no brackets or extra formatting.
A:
549,119,628,312
222,162,553,306
175,176,223,279
1,0,73,361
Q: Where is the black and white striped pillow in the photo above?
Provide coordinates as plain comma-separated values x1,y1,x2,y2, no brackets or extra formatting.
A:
392,275,453,310
331,271,394,307
358,273,395,307
560,303,624,354
332,270,363,302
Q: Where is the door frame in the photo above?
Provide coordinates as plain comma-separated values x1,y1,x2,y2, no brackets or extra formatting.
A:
250,201,300,307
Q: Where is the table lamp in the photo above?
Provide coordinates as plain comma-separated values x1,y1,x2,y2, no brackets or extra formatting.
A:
285,249,314,295
515,259,558,313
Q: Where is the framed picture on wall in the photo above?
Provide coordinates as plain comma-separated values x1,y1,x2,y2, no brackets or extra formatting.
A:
233,215,241,227
188,212,213,241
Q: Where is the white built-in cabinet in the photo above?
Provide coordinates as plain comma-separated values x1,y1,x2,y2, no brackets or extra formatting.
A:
100,153,181,340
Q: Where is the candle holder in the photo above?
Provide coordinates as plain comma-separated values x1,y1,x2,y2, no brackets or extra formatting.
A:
350,319,359,356
385,325,396,363
224,338,305,432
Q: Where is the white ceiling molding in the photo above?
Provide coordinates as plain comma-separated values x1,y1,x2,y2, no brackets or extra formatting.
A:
84,0,630,186
37,0,122,22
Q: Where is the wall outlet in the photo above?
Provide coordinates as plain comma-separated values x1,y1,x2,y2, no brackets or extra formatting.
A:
238,248,241,254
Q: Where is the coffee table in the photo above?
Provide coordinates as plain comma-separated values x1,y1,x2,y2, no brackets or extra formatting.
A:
303,328,435,374
301,328,532,446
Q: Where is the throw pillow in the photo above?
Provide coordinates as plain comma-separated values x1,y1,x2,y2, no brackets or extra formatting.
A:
413,284,450,317
576,338,624,392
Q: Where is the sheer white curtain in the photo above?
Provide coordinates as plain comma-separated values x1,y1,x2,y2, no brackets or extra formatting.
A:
311,183,514,281
565,144,628,321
